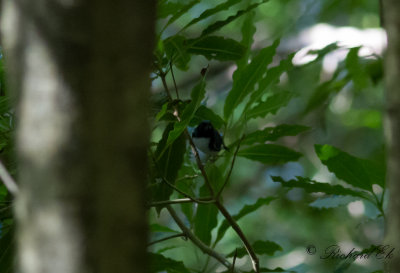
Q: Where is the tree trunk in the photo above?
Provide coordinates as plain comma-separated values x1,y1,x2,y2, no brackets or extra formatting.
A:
0,1,155,273
382,0,400,272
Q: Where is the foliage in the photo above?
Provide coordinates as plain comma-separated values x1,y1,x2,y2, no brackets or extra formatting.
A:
0,0,386,273
148,0,385,273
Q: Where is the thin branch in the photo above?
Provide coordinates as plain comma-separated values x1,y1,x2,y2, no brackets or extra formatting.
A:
231,248,238,273
158,65,258,272
166,205,240,273
150,151,214,205
148,232,186,246
148,197,214,207
185,130,215,197
0,159,18,196
170,62,180,99
216,201,259,273
216,135,244,199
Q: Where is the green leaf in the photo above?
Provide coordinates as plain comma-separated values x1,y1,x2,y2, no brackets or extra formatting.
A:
315,145,385,191
238,144,302,165
158,0,185,19
247,53,294,107
152,123,187,205
182,0,242,31
304,75,350,115
150,224,179,234
309,195,361,209
215,196,276,244
201,0,270,37
224,40,280,119
223,267,295,273
237,10,256,69
345,47,369,89
161,0,200,32
227,240,282,258
190,105,225,129
272,176,371,200
240,124,310,146
164,78,206,150
194,183,218,245
0,226,14,273
187,36,246,61
245,91,294,120
149,253,190,273
164,35,191,71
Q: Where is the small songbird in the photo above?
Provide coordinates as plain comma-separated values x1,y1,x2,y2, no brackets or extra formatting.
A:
192,121,228,155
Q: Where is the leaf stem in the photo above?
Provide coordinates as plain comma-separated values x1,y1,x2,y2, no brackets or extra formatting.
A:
147,232,186,246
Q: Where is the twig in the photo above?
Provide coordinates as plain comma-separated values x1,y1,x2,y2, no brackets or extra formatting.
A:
231,248,238,273
158,66,259,272
216,201,259,273
166,205,240,273
170,62,180,99
0,159,18,196
148,232,186,246
216,135,244,199
148,197,215,207
150,151,214,205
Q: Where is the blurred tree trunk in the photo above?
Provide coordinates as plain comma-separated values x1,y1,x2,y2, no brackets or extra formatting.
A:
0,1,155,273
382,0,400,272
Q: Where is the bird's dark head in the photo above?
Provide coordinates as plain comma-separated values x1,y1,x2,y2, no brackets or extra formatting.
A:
192,121,215,138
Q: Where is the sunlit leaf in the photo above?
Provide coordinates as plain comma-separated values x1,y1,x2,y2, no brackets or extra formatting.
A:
224,40,280,119
238,144,302,164
315,144,385,191
272,176,371,201
245,91,294,120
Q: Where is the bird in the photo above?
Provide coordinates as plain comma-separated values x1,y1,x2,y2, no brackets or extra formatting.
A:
192,121,228,156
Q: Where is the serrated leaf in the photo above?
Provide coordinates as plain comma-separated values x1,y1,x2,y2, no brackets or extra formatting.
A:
238,144,302,165
227,240,282,258
315,144,385,191
224,40,280,119
182,0,242,31
272,176,371,200
187,36,246,61
215,196,276,244
158,0,185,19
201,0,270,37
164,78,206,151
245,91,294,120
309,195,361,209
164,35,191,71
194,183,218,246
190,105,225,129
223,267,295,273
161,0,200,33
237,10,256,69
240,124,310,146
247,53,294,107
150,252,190,273
150,224,179,234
